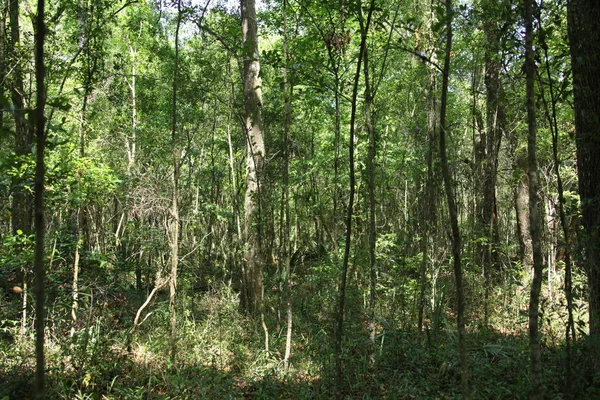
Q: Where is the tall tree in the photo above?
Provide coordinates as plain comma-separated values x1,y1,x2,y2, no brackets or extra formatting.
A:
241,0,267,351
335,0,375,394
362,2,377,367
9,0,32,237
33,0,46,397
524,0,544,397
0,1,6,132
537,11,575,390
169,0,182,365
8,0,32,335
567,0,600,338
438,0,469,397
361,0,397,364
477,0,507,324
417,1,439,336
281,0,293,374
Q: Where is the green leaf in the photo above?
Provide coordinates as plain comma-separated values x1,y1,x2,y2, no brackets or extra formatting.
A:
47,96,72,112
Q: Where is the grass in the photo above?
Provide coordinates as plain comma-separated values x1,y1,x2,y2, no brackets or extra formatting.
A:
2,283,600,399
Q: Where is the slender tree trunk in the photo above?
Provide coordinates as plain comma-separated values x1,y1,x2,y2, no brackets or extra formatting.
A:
332,74,341,264
226,63,242,285
0,2,6,131
335,1,374,395
524,1,544,397
418,94,436,335
127,42,137,176
419,10,438,334
538,25,575,392
567,0,600,338
362,19,377,367
478,0,506,326
9,0,33,335
70,209,81,338
33,0,46,397
241,0,266,317
438,0,469,397
9,0,32,238
70,85,89,338
514,154,533,270
169,0,182,365
282,0,293,374
127,41,140,290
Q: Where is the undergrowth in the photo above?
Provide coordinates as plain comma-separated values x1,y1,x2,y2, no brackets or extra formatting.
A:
2,284,600,399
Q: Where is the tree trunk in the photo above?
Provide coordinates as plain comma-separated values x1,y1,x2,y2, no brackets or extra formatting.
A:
524,0,544,397
9,0,33,238
538,27,576,391
514,154,533,270
0,2,6,132
567,0,600,338
127,41,140,291
362,17,377,367
169,0,182,365
335,1,375,394
71,83,89,338
241,0,266,317
478,0,506,325
71,210,82,338
9,0,32,334
418,1,438,337
33,0,46,397
438,0,469,397
282,0,293,374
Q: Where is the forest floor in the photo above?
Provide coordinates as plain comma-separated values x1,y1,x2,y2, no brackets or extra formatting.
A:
2,286,600,399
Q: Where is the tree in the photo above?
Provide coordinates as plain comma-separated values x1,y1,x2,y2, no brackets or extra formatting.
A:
524,0,544,397
1,1,599,398
477,0,507,324
169,0,182,365
0,0,6,140
537,7,576,388
335,0,375,393
241,0,267,347
9,0,32,238
33,0,46,397
281,0,293,374
438,0,469,397
8,0,33,336
567,0,600,338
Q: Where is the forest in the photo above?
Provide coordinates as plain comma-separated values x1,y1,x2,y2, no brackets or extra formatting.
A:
0,0,599,398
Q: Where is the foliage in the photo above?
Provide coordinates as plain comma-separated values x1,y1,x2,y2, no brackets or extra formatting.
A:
0,0,596,398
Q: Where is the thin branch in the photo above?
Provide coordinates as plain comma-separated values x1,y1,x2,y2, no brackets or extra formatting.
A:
131,278,169,331
111,1,140,18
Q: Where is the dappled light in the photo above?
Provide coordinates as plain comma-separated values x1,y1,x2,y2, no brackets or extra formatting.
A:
1,0,600,398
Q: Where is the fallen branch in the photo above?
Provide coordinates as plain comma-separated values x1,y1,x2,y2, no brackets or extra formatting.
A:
131,277,168,332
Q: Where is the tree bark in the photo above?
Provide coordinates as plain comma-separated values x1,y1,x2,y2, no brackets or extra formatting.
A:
362,11,377,368
478,0,506,325
169,0,182,365
538,26,575,392
241,0,265,317
282,0,293,374
33,0,46,397
9,0,33,237
9,0,32,333
524,0,544,397
514,153,533,270
567,0,600,337
335,1,374,394
438,0,469,397
418,0,438,337
0,2,6,131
